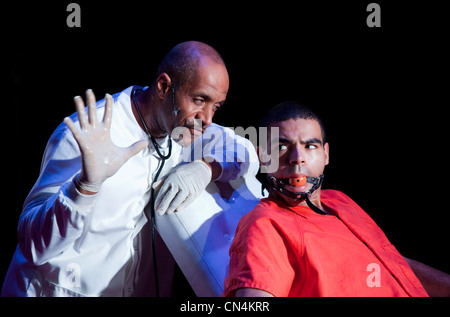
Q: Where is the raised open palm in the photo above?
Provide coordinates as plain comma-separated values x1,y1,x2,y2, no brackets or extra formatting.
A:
64,89,148,194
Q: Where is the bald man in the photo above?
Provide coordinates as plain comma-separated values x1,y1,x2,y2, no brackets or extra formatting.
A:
2,41,244,296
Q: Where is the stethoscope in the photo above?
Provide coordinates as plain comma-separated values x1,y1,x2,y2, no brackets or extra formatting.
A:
132,87,173,297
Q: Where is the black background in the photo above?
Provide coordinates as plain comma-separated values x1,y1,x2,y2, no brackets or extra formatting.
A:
3,0,449,289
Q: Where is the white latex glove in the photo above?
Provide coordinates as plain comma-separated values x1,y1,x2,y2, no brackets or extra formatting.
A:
64,89,148,193
153,160,212,215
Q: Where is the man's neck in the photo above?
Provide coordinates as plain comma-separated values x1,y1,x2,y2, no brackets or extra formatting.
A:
131,87,168,138
270,190,329,214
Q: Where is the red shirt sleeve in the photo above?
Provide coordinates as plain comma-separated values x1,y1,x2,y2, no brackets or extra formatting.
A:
223,206,298,297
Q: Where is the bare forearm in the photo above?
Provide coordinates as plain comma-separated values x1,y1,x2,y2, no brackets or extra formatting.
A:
404,256,450,297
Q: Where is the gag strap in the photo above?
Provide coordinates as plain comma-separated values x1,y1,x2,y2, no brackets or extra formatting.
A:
269,174,327,215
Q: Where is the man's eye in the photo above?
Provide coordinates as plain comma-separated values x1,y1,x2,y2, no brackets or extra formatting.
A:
305,144,318,149
194,98,205,105
279,144,288,151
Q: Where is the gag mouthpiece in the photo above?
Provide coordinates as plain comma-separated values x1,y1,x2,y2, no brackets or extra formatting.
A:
289,176,307,186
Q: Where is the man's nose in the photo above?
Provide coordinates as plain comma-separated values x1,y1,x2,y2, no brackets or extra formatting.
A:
289,146,305,166
196,106,213,128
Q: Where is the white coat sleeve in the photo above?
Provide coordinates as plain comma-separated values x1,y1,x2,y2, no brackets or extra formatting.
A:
185,124,254,183
18,125,96,266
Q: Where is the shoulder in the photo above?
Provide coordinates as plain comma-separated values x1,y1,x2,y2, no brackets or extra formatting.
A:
239,198,286,223
230,198,304,267
205,123,251,145
321,189,378,225
113,86,134,106
321,189,353,201
203,123,231,138
234,199,296,241
321,189,362,210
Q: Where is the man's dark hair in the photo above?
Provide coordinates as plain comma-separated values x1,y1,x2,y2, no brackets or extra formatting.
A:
260,100,327,144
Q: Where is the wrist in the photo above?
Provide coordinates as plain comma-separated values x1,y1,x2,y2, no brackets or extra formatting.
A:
73,173,102,195
65,180,98,212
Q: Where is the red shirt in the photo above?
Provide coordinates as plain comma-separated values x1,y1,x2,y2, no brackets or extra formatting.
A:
223,190,428,297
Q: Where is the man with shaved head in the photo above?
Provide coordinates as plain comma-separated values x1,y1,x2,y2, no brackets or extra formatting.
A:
2,41,242,296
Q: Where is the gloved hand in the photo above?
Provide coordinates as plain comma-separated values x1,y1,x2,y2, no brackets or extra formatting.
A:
64,89,148,194
153,160,212,215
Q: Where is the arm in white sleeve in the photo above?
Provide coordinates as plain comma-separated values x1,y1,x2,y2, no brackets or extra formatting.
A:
155,124,257,215
18,127,95,266
187,123,254,183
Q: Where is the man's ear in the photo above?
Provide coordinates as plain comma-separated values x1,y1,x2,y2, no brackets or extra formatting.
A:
257,145,267,165
324,142,330,166
156,73,172,99
258,145,274,174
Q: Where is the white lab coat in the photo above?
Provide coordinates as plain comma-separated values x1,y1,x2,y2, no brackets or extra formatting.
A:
156,143,264,296
1,86,255,296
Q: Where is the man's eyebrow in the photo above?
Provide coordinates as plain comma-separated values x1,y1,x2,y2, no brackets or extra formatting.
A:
193,92,211,100
194,91,226,105
301,138,323,145
276,137,323,145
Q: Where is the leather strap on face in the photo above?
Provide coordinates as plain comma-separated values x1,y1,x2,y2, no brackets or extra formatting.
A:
269,174,327,215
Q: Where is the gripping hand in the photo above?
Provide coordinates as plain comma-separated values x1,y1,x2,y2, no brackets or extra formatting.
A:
153,160,212,215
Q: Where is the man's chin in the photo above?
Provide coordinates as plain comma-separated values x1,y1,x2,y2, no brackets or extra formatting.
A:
173,131,202,147
171,126,203,147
